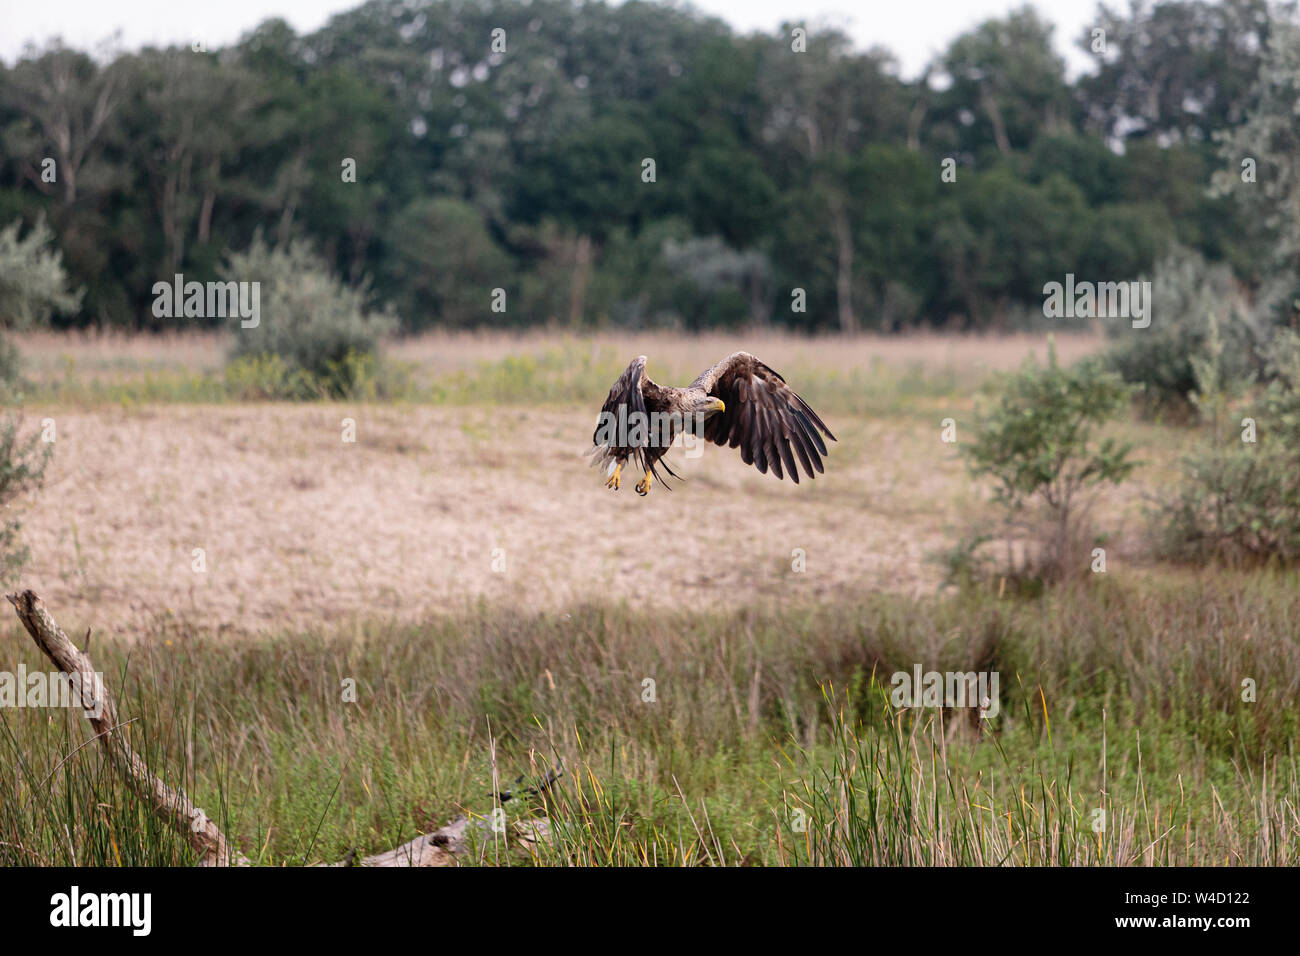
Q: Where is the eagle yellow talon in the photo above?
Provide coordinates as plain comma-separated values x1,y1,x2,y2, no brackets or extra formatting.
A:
635,471,653,496
605,463,622,490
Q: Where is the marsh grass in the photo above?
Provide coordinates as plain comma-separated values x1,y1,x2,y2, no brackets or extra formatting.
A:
777,688,1298,866
2,570,1295,866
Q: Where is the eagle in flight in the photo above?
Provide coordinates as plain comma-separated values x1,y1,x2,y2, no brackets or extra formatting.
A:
591,352,836,496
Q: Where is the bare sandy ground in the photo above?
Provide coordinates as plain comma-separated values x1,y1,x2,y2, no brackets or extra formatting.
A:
14,402,975,639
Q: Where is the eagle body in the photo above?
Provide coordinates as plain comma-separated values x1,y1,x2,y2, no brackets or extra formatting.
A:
591,352,836,495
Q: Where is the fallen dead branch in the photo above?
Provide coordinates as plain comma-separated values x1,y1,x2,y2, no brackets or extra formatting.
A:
6,589,553,867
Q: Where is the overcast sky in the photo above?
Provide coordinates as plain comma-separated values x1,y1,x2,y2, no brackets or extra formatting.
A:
0,0,1099,77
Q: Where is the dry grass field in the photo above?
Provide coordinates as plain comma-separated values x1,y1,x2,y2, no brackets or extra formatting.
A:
14,327,1105,382
10,329,1111,638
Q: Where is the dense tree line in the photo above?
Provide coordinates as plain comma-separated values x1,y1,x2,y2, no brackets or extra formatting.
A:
0,0,1291,333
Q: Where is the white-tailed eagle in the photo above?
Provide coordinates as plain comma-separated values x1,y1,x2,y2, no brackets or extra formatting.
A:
591,352,836,495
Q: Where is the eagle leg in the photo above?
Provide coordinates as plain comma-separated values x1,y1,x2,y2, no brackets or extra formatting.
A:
635,470,653,496
605,462,623,491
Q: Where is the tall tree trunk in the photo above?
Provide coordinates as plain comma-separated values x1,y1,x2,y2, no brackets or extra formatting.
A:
277,203,296,247
197,191,215,245
980,82,1012,155
59,152,77,205
197,159,219,244
161,174,177,275
275,153,308,247
829,195,857,333
907,99,926,152
348,224,372,287
568,234,593,326
161,139,193,274
49,121,78,204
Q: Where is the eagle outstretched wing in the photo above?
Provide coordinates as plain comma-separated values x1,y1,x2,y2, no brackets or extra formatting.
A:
692,352,836,483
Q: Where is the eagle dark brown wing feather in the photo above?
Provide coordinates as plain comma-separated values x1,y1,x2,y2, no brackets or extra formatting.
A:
592,355,681,484
593,355,650,472
694,352,835,483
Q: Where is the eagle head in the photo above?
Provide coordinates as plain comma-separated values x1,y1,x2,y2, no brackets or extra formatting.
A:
694,395,726,417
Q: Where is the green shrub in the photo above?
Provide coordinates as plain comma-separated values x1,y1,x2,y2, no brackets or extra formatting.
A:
958,341,1136,583
225,236,394,399
0,331,20,399
0,415,52,583
0,216,83,328
1104,248,1257,419
1156,330,1300,563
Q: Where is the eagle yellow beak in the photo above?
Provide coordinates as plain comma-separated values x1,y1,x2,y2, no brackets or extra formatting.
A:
712,398,726,413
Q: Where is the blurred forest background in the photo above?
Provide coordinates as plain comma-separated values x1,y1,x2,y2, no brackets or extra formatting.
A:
1,0,1297,337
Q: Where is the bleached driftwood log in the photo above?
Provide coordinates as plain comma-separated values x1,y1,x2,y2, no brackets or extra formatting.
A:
7,589,248,866
6,589,550,867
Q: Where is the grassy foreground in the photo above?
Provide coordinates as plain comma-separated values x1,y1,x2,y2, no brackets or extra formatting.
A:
3,569,1297,866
